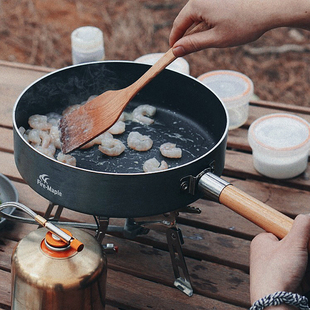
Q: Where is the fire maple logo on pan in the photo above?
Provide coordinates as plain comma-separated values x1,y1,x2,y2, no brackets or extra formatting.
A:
37,174,63,197
39,174,49,184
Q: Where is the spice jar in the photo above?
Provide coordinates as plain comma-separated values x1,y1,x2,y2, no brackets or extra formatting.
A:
71,26,105,64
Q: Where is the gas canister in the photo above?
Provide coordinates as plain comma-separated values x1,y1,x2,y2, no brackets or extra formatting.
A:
11,226,107,310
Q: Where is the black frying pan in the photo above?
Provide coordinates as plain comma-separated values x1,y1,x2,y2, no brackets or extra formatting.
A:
13,61,228,217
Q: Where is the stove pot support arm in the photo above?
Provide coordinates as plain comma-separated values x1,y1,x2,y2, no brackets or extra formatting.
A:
197,172,303,247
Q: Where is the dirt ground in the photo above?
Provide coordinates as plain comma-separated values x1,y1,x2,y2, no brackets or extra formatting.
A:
1,0,310,106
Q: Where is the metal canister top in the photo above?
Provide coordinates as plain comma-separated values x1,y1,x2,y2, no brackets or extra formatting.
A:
41,228,78,258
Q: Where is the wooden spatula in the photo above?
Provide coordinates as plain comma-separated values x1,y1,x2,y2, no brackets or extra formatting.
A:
60,23,207,153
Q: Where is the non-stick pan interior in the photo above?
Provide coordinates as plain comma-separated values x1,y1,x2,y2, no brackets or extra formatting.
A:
14,61,227,174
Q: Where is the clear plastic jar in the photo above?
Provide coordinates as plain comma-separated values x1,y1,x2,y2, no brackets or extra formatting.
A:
248,113,310,179
198,70,254,130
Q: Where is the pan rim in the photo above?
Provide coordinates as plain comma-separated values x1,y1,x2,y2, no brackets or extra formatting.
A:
13,60,229,177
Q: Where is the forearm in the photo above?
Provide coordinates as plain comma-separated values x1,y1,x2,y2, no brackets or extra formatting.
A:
170,0,310,56
248,0,310,31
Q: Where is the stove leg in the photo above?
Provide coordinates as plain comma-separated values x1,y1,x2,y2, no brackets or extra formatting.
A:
166,227,193,297
95,217,110,244
43,203,64,221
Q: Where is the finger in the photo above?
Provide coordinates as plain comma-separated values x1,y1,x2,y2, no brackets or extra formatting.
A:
169,0,204,47
283,214,310,249
172,28,226,57
169,18,195,46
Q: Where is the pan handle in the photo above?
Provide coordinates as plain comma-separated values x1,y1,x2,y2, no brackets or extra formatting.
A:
198,172,294,240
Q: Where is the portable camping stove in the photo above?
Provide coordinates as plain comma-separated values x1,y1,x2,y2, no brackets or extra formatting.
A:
6,202,201,297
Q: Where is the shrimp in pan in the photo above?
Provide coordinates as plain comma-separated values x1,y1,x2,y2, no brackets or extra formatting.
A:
143,158,168,172
108,120,126,135
27,129,51,148
62,104,82,116
132,104,156,125
49,126,62,149
127,131,153,151
81,132,113,149
160,142,182,158
34,144,56,159
57,152,77,166
28,114,52,131
98,136,126,157
46,112,61,127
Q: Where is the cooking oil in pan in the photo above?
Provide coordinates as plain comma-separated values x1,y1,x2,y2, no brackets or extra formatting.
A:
73,107,213,173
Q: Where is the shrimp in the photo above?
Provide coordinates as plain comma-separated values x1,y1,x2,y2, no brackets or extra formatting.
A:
46,112,61,127
118,112,132,122
34,144,56,158
19,127,30,143
57,152,77,166
40,131,52,148
62,96,97,116
62,104,82,116
98,138,126,157
19,126,26,135
27,129,41,145
81,132,113,149
143,158,168,172
127,131,153,151
28,114,52,131
160,142,182,158
50,126,62,149
108,121,126,135
27,129,51,148
132,104,156,125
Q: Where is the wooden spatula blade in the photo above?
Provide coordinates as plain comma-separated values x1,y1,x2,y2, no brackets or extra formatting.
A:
60,90,126,153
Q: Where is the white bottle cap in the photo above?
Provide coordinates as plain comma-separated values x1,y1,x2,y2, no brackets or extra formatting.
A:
71,26,105,65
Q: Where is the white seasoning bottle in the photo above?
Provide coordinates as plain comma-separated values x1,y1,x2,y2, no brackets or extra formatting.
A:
71,26,105,65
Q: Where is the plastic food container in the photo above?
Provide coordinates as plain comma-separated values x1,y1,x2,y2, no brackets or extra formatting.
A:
71,26,105,65
198,70,254,130
248,113,310,179
134,53,190,75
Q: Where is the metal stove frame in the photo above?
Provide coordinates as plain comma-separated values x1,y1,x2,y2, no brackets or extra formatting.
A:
2,201,201,296
43,202,201,296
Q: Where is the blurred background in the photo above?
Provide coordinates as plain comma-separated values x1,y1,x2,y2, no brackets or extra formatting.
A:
1,0,310,105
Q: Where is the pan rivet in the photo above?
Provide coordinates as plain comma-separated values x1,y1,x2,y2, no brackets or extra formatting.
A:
180,181,188,191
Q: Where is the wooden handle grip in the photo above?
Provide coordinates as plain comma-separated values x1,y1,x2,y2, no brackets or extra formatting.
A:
219,185,294,239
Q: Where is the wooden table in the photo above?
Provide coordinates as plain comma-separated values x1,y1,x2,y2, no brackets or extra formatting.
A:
1,60,310,310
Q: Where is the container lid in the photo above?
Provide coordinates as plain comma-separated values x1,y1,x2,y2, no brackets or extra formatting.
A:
197,70,253,107
71,26,104,53
248,113,310,152
134,53,190,75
